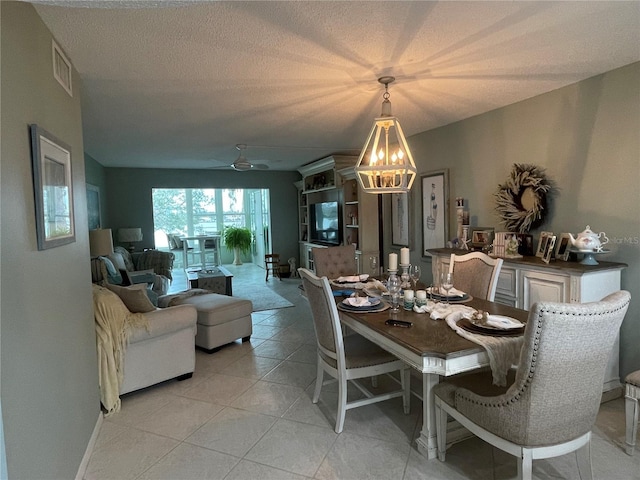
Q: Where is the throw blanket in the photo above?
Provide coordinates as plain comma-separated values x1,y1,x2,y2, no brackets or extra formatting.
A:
93,284,149,416
158,288,212,308
137,250,174,281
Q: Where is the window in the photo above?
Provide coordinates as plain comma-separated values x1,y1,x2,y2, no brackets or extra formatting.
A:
152,188,269,248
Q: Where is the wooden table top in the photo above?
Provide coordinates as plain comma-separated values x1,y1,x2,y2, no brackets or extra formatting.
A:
338,296,528,360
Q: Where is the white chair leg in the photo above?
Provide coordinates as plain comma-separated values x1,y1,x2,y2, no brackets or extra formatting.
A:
576,440,593,480
517,449,533,480
312,359,323,404
371,375,378,388
335,377,348,433
435,398,447,461
625,394,638,456
401,368,410,414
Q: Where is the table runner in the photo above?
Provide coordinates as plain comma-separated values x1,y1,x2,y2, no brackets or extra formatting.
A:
414,302,524,386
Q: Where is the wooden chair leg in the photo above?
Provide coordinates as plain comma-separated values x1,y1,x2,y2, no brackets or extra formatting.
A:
576,440,593,480
626,394,638,455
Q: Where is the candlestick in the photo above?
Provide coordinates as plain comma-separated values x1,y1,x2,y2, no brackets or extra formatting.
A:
400,247,410,265
399,263,411,289
388,252,398,271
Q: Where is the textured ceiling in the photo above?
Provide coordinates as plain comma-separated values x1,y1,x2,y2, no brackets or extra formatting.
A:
30,1,640,171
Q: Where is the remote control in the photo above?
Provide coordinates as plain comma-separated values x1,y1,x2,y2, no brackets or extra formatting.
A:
385,319,413,328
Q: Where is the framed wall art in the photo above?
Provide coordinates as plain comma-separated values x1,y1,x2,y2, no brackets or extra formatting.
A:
86,183,101,230
30,124,75,250
421,169,449,256
535,231,554,258
391,192,409,246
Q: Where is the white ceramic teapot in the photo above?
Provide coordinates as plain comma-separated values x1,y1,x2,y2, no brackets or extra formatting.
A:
568,226,609,252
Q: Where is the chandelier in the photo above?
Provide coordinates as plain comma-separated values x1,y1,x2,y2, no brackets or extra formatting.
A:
355,76,417,194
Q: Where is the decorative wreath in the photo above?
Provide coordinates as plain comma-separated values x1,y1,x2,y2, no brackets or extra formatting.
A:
495,164,551,233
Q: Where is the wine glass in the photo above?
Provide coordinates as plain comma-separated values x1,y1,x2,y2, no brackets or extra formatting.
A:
387,274,401,312
440,271,454,305
410,265,421,290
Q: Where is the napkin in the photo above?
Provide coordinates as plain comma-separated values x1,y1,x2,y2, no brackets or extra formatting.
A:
483,315,523,330
427,286,466,297
336,274,370,283
343,296,376,307
413,302,474,320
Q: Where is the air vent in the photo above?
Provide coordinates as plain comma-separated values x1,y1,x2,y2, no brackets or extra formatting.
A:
52,40,72,97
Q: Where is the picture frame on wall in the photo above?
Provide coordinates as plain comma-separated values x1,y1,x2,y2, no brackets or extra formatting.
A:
86,183,101,230
391,192,410,247
542,235,557,264
555,233,572,261
536,231,554,257
421,169,449,256
30,124,75,250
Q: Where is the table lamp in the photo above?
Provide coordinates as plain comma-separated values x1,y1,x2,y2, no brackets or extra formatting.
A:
118,227,143,253
89,228,114,282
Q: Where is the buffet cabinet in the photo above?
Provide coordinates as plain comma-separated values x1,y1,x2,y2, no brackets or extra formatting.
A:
429,248,627,393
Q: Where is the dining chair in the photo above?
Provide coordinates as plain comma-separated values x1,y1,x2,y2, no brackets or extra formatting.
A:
312,244,357,279
448,251,503,301
624,369,640,455
434,291,631,480
298,268,410,433
264,253,281,281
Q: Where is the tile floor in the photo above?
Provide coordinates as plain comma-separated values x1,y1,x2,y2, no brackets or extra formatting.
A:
85,264,639,479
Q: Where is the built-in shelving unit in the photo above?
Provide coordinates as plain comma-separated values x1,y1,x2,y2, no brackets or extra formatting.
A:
296,156,380,275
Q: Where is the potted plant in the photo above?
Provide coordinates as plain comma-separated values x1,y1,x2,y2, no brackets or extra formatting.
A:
223,226,252,265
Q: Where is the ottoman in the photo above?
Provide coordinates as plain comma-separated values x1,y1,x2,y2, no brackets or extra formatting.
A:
172,293,253,353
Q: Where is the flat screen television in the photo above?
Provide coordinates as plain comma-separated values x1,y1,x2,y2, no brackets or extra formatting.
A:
310,201,341,246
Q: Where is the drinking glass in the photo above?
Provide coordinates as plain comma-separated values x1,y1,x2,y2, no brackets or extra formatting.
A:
410,265,421,290
440,271,454,305
370,256,378,276
387,274,401,312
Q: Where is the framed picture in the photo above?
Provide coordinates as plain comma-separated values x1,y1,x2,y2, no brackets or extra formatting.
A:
391,192,409,246
516,233,534,256
471,227,495,250
86,183,101,230
555,233,572,261
542,235,557,264
536,231,553,258
421,169,449,256
30,124,75,250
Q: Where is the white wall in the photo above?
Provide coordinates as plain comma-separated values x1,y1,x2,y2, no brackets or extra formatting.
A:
1,3,100,477
391,62,640,377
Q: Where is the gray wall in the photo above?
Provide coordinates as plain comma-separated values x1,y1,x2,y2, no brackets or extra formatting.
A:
389,62,639,378
1,2,100,478
103,168,300,263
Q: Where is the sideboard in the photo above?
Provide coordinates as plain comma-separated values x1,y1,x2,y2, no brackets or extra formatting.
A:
428,248,627,394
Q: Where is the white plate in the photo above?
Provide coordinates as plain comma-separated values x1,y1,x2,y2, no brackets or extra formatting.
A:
342,297,381,307
484,315,523,330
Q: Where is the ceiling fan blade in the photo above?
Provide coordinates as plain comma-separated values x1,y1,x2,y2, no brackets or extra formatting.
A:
253,164,269,170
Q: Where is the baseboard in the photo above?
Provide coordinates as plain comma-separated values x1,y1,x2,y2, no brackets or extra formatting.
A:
601,385,623,403
75,413,103,480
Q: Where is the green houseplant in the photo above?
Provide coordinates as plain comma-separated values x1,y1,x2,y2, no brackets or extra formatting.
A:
223,226,253,265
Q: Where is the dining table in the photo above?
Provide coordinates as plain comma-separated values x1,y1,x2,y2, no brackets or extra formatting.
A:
336,292,529,459
180,235,221,270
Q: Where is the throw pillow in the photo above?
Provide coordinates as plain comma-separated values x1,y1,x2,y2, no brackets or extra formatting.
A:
106,283,156,313
99,256,123,285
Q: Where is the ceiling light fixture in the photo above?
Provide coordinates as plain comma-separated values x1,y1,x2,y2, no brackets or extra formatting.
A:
355,76,417,194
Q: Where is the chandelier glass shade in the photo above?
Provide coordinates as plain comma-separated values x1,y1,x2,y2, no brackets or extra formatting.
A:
355,77,417,194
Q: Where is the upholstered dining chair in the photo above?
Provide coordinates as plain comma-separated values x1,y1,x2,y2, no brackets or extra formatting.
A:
625,369,640,455
312,244,357,279
434,291,631,480
448,251,503,301
298,268,410,433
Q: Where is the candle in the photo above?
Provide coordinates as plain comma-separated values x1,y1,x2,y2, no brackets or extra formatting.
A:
416,290,427,300
404,289,414,300
388,253,398,270
400,247,410,265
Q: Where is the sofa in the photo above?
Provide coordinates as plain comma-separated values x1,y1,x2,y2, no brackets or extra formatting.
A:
92,284,197,415
93,246,175,296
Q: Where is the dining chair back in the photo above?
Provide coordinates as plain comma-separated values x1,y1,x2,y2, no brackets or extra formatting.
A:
312,244,357,279
434,290,631,480
448,251,503,301
264,253,281,281
298,267,410,433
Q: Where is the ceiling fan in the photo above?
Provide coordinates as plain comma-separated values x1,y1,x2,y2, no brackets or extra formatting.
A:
211,144,269,171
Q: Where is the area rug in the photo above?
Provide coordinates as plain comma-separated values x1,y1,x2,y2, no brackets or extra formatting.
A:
234,285,293,312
